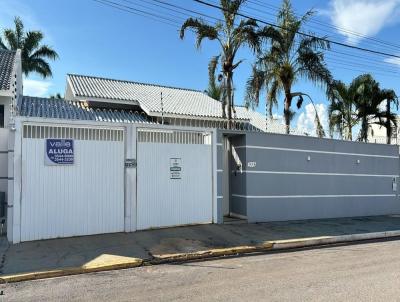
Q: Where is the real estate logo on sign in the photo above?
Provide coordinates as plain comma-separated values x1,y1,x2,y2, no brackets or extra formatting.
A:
170,158,182,179
45,139,74,165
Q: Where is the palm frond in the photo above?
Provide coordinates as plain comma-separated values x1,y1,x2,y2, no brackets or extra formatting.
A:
296,49,332,87
1,16,58,78
30,44,58,60
23,31,43,55
220,0,245,28
25,57,52,78
245,65,265,109
180,18,219,49
207,55,222,100
0,37,8,50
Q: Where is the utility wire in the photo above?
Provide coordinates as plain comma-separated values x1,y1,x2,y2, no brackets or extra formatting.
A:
119,0,187,22
194,0,400,59
93,0,183,26
247,0,400,51
92,0,400,77
158,0,400,69
121,0,217,24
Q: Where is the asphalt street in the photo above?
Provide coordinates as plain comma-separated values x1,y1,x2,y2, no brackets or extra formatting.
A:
3,239,400,302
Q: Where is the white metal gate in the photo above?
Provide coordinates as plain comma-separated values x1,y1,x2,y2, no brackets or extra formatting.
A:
136,128,213,230
20,124,125,241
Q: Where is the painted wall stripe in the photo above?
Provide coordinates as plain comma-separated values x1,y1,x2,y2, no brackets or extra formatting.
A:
232,194,396,199
235,145,398,159
242,170,399,178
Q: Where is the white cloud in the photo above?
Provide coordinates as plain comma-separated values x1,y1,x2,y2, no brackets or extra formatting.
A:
384,57,400,67
328,0,400,45
23,79,52,97
296,103,328,136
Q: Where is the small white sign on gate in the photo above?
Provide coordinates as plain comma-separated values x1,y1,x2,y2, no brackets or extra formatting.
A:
170,158,182,179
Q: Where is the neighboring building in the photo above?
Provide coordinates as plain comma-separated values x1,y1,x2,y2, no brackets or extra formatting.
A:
14,73,290,133
63,74,288,132
369,121,399,145
0,49,21,224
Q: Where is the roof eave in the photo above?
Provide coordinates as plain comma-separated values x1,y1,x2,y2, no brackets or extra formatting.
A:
147,111,251,122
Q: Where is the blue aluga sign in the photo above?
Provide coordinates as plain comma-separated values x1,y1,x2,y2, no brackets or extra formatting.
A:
45,139,74,165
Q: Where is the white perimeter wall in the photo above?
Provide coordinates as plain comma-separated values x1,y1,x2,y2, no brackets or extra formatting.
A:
9,118,217,243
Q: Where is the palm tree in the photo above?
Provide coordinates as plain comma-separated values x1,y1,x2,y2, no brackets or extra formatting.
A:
328,79,360,140
245,0,332,133
205,55,222,101
354,75,398,143
380,89,398,144
0,17,58,78
49,93,62,99
180,0,260,122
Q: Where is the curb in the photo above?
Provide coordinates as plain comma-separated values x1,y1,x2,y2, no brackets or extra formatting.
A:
0,258,143,284
149,242,274,264
2,230,400,283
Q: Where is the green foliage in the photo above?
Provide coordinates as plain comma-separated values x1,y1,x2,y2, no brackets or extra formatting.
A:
180,0,260,120
0,17,58,78
328,79,360,140
206,56,223,101
328,74,398,143
49,93,62,99
245,0,332,132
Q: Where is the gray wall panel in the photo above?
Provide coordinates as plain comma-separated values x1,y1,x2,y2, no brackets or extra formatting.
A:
231,173,247,195
243,148,398,175
247,196,400,222
231,195,247,216
214,131,400,222
245,174,395,196
244,132,399,156
217,145,223,170
243,132,400,222
217,172,223,196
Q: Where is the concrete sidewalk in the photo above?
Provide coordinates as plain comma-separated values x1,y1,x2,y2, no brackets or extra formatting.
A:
2,215,400,278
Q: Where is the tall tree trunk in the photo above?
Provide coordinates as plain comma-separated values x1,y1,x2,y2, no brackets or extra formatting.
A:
361,115,368,142
284,91,292,135
221,75,227,120
386,99,391,144
221,97,226,119
348,124,352,141
226,71,233,128
346,113,353,140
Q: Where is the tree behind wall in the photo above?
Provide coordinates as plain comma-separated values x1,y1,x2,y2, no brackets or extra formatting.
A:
205,55,223,101
245,0,332,133
0,17,58,78
328,79,360,140
180,0,261,124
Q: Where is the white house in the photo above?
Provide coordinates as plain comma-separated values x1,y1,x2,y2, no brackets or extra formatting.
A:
0,49,21,229
369,121,399,145
3,49,291,243
3,48,399,244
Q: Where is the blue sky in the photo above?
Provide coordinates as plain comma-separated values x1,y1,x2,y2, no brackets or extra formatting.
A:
1,0,400,134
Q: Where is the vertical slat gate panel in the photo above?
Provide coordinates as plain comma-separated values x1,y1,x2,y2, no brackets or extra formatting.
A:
20,125,125,241
137,129,213,230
